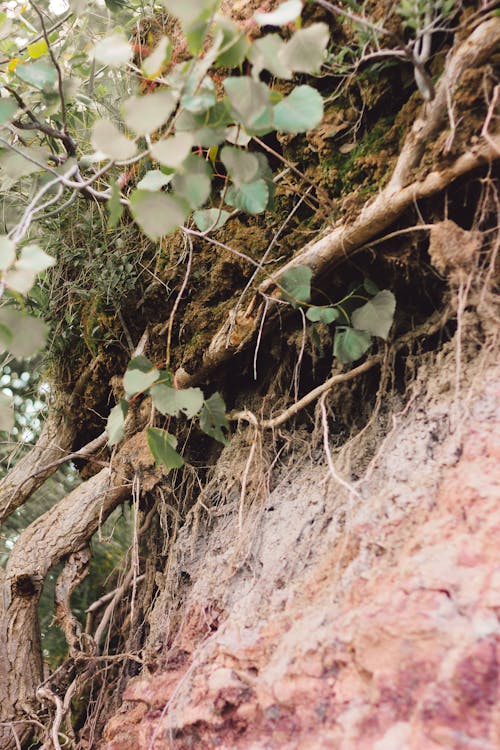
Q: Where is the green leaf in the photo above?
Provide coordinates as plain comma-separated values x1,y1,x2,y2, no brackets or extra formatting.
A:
172,154,212,209
0,98,18,126
0,308,48,358
273,85,324,133
199,392,228,445
226,180,268,215
280,265,312,306
91,119,137,161
351,290,396,340
334,327,371,364
306,306,339,324
225,125,251,146
15,61,57,91
248,35,292,79
363,278,380,295
27,39,48,59
181,77,216,114
3,244,55,295
142,35,172,78
0,391,14,433
150,132,194,169
0,146,48,179
0,236,15,270
279,23,329,74
163,0,220,53
122,90,178,136
221,146,259,184
130,190,189,240
151,383,204,418
108,179,124,227
215,18,250,68
254,0,303,26
92,32,132,67
136,170,174,191
193,208,230,231
224,77,270,132
106,399,129,446
123,355,160,397
147,427,184,469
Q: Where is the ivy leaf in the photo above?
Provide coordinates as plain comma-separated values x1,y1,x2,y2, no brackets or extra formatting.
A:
0,236,16,270
224,77,270,132
108,179,124,227
334,327,372,364
151,383,204,418
193,208,230,231
91,119,137,161
123,355,160,397
14,61,57,91
221,146,259,185
106,399,129,446
147,427,184,469
130,190,189,240
150,132,194,169
122,90,178,136
136,170,173,191
306,306,339,324
199,392,229,445
91,32,132,67
273,85,323,133
279,23,329,74
0,392,14,433
351,290,396,340
254,0,303,26
280,265,312,307
0,308,48,358
142,35,172,78
226,180,268,215
0,98,18,126
172,154,212,209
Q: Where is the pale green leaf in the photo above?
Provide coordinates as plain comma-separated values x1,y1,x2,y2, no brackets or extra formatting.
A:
137,170,173,191
248,34,292,79
193,208,230,231
92,32,132,67
0,392,14,433
15,243,55,274
224,77,270,131
181,77,216,114
215,17,251,68
0,146,48,179
151,383,204,418
123,355,160,397
0,98,18,126
254,0,302,26
150,132,194,169
226,180,268,215
106,399,129,446
273,85,323,133
147,427,184,469
108,179,124,227
351,290,396,340
280,265,312,306
130,190,189,240
199,392,228,445
142,36,172,78
225,125,251,146
306,306,339,324
280,23,329,74
91,119,137,161
0,308,48,358
15,61,57,90
0,237,15,270
334,327,372,364
122,90,177,136
172,154,212,209
221,146,259,185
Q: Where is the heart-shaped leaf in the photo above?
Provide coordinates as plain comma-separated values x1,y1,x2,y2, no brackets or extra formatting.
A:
351,290,396,340
147,427,184,469
92,32,132,67
193,208,230,231
254,0,303,26
91,119,137,161
130,190,189,239
273,85,323,133
122,90,178,136
226,180,269,215
306,306,339,324
334,327,372,364
106,399,129,446
151,383,204,418
123,355,159,397
279,23,329,74
199,392,228,445
280,265,312,306
0,308,48,358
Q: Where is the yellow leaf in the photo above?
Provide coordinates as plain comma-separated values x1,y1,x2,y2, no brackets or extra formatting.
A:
8,58,21,72
207,145,218,165
27,40,48,59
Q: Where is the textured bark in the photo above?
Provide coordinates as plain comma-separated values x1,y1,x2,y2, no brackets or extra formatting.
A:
0,468,129,750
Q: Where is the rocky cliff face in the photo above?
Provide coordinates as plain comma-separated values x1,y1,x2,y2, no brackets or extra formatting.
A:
102,321,500,749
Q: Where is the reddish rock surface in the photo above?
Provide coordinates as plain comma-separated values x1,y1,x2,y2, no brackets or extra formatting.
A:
103,357,500,749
